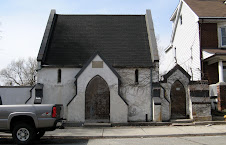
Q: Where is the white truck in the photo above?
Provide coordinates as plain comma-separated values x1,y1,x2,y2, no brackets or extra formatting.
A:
0,104,64,145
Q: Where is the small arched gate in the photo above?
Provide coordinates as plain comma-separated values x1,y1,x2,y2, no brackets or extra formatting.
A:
170,80,186,119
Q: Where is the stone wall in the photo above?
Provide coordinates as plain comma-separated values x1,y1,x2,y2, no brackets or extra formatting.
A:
161,68,191,121
189,81,212,121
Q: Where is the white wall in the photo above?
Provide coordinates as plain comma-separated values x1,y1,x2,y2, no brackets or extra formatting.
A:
162,1,201,81
37,56,153,123
37,67,80,119
116,68,151,122
68,55,128,123
0,87,31,105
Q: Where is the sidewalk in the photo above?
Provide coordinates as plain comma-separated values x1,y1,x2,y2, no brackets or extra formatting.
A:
1,124,226,139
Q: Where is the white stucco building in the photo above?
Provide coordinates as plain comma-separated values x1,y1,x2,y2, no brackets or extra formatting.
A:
28,9,160,123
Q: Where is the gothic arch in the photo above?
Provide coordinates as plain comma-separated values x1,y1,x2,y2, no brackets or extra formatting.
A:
85,75,110,122
170,80,186,119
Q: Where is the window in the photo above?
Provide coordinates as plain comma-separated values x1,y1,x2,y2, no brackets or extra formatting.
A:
221,27,226,47
174,47,177,63
58,69,61,83
179,15,182,25
135,69,139,84
223,66,226,82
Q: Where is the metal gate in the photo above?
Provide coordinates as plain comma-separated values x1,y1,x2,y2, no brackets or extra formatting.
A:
170,80,186,119
85,75,110,122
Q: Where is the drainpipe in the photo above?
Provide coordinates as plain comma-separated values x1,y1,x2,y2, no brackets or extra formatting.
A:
150,67,153,121
219,60,224,82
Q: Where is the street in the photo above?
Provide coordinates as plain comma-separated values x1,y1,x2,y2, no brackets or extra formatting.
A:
1,135,226,145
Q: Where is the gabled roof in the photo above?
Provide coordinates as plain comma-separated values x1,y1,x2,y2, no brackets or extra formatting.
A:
38,10,157,68
203,48,226,61
163,64,191,81
75,51,120,79
203,49,226,55
184,0,226,18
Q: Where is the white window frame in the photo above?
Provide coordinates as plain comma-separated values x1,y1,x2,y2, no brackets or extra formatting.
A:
221,27,226,47
218,23,226,48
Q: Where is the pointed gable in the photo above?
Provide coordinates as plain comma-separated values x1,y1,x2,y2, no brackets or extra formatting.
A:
38,11,155,68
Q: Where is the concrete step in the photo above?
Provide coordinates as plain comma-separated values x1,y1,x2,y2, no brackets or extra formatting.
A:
212,116,225,121
172,123,194,126
170,119,193,123
83,123,112,127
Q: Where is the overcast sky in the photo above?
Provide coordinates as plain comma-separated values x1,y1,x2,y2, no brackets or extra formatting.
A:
0,0,179,70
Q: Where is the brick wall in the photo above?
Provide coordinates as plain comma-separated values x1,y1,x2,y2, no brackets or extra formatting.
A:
203,62,218,84
200,23,218,48
217,85,226,111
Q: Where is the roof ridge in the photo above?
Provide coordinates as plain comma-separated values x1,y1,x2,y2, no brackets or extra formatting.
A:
57,14,145,16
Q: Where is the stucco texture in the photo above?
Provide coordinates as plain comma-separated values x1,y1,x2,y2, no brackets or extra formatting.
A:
68,55,128,123
116,68,151,122
161,69,192,121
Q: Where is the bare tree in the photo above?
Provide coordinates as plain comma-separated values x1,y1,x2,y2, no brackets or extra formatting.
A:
0,57,37,86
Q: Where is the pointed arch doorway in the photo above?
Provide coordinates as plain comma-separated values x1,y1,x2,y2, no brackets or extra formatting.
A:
85,75,110,123
170,80,186,119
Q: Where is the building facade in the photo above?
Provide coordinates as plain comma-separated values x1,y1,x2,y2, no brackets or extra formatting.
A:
159,0,226,121
30,10,160,123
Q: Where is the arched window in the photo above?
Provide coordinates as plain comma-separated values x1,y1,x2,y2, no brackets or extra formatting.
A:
135,69,139,84
58,69,61,83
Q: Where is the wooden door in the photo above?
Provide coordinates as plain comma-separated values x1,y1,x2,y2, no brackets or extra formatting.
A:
85,75,110,122
170,80,186,119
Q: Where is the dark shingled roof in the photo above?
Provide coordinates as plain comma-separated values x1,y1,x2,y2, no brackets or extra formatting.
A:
184,0,226,18
41,14,152,67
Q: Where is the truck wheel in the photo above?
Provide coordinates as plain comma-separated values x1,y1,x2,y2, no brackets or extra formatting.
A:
35,130,45,140
12,123,35,145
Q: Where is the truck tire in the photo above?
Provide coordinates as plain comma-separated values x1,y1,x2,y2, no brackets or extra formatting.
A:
35,130,45,140
12,123,35,145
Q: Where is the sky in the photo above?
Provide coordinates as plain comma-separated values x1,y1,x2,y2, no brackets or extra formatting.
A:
0,0,179,71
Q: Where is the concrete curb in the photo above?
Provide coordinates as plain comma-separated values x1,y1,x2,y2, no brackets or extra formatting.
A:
63,121,226,127
42,133,226,139
1,132,226,139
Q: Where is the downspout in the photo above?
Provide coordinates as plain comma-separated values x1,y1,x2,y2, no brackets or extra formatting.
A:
159,84,170,104
150,67,153,121
199,19,203,79
67,79,77,106
25,85,36,104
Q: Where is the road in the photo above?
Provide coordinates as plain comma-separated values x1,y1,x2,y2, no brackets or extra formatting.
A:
1,135,226,145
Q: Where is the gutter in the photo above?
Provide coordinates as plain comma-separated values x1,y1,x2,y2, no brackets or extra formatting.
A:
199,17,226,19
